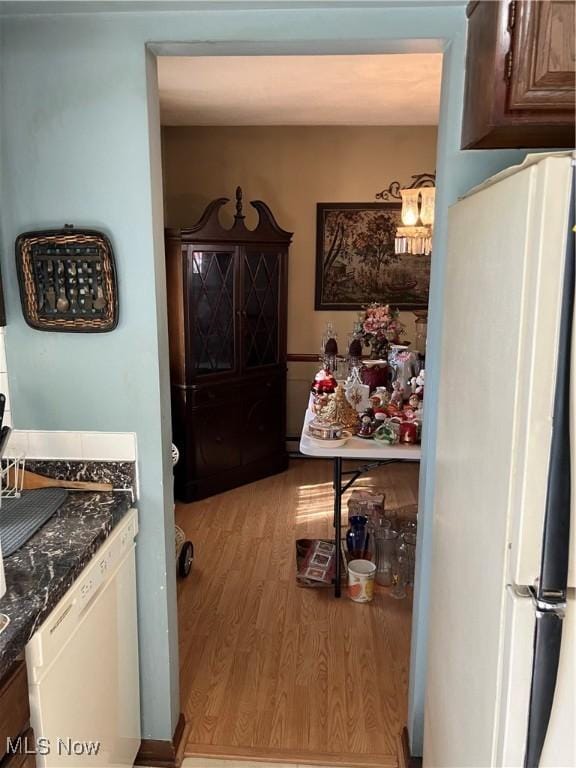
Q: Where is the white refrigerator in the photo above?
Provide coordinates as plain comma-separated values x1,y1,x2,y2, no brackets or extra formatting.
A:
425,153,575,768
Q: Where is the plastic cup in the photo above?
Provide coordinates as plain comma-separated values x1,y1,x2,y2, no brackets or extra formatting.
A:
347,559,377,603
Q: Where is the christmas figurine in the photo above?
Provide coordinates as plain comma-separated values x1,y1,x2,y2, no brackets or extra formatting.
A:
374,422,398,445
390,380,404,408
410,369,425,399
318,385,359,434
358,410,376,438
312,366,337,396
408,393,421,410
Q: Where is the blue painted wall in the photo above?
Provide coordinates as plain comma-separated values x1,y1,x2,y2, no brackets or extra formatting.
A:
0,12,180,740
0,1,527,750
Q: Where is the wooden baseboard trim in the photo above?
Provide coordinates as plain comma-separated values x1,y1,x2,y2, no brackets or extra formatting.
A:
134,713,188,768
398,727,423,768
185,741,397,767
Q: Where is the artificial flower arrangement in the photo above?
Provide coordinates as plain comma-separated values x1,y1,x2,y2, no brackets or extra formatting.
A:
359,303,405,358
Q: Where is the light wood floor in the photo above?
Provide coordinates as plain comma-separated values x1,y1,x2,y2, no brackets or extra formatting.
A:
176,459,419,767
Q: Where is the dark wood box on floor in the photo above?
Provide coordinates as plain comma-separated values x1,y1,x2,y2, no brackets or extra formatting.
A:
165,188,291,502
462,0,575,149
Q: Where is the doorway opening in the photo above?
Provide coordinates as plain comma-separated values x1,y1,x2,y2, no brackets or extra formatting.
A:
157,51,441,768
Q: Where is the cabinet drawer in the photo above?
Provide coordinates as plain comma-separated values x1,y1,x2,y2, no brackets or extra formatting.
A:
189,372,282,407
187,380,240,407
0,663,30,763
238,371,284,397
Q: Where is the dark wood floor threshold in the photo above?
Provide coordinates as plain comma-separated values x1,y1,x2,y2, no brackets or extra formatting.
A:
134,712,188,768
400,727,423,768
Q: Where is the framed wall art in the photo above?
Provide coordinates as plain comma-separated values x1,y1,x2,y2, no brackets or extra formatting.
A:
315,202,430,311
16,225,119,332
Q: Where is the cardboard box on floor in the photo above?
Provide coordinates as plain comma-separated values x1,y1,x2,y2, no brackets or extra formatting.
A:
348,489,417,529
348,489,385,519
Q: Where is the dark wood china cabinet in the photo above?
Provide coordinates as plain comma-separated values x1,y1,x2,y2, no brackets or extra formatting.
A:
165,188,292,501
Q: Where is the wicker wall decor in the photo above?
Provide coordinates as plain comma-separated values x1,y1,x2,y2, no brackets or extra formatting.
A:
16,225,119,332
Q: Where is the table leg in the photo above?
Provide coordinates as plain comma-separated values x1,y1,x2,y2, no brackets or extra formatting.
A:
333,456,342,598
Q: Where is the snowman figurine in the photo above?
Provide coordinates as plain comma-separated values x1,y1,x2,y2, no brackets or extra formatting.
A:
390,380,404,409
358,410,376,438
410,369,425,399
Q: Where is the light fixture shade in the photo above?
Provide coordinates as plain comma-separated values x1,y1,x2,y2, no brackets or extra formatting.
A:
395,225,432,256
395,185,436,255
400,189,420,226
419,187,436,226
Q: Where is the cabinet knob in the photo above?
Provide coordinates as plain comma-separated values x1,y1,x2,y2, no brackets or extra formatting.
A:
215,435,223,444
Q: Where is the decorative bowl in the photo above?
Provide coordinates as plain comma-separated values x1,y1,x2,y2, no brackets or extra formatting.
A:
308,420,343,440
306,429,352,448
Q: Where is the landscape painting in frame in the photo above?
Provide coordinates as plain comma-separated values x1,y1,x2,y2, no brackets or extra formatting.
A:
315,202,430,310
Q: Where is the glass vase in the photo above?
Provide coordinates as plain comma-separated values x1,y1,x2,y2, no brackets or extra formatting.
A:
390,531,416,599
346,515,370,559
373,526,398,586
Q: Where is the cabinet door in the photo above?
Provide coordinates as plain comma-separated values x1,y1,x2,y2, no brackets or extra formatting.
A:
3,731,36,768
240,247,286,371
508,0,576,110
0,663,29,764
185,245,238,378
192,402,243,476
241,374,285,466
461,0,575,148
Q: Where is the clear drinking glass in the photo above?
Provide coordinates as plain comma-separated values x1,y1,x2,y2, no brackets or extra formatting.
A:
374,527,398,586
390,531,416,599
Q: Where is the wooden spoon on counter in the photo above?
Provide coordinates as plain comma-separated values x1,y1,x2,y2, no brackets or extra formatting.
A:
7,468,113,492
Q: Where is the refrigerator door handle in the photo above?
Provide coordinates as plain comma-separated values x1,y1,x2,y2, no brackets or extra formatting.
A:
523,609,564,768
524,165,575,767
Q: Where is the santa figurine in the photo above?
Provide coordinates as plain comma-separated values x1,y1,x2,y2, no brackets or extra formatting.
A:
311,366,337,396
405,392,424,423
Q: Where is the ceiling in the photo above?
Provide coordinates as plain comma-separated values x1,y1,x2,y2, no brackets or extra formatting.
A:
158,54,443,126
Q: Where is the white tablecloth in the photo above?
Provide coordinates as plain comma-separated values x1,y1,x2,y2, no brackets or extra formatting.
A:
299,407,422,461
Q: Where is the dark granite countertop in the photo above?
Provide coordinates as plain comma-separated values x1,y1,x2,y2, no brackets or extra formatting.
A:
0,490,134,679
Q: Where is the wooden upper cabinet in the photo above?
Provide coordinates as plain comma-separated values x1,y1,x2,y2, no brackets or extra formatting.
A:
462,0,576,149
509,0,576,109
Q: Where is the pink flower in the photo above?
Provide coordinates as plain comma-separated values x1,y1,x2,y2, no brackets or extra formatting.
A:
360,303,405,342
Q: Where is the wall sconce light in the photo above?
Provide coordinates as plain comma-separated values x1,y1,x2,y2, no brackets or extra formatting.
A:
395,186,435,256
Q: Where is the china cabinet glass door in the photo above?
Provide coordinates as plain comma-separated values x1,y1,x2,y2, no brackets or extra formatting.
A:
187,246,237,377
241,248,283,370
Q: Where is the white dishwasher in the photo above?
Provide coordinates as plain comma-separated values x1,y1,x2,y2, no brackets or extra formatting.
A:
26,508,140,767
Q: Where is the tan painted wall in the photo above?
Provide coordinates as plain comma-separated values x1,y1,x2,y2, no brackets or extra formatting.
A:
162,125,437,435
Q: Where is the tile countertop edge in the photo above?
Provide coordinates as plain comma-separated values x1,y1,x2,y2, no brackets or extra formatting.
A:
0,490,135,680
